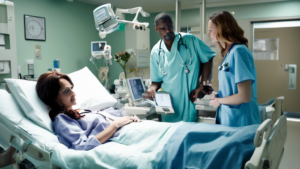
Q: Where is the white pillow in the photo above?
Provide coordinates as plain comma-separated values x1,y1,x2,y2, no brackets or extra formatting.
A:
5,66,117,132
5,79,53,132
69,67,117,110
0,89,26,149
0,89,25,126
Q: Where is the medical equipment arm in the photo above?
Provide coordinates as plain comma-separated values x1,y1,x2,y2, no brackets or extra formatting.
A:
115,7,150,28
93,4,150,39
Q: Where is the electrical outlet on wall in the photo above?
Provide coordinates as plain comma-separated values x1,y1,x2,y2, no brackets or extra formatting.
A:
35,44,42,59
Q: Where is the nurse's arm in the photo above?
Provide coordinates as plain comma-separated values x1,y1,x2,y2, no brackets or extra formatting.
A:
217,80,252,105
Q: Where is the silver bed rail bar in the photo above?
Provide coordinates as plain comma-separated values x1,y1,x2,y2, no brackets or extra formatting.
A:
245,115,287,169
7,124,60,169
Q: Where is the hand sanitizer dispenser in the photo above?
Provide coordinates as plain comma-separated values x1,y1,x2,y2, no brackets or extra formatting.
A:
285,64,297,90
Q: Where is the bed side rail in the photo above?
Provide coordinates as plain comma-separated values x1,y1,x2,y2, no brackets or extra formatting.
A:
9,126,60,169
245,115,287,169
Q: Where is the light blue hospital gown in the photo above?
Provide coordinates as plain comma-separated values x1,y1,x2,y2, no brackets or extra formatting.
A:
150,32,216,122
53,108,123,150
216,44,261,127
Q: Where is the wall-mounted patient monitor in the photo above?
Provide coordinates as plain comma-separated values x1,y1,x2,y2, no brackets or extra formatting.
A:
91,41,106,58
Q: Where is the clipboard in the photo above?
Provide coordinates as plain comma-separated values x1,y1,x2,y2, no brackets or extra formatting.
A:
154,91,174,114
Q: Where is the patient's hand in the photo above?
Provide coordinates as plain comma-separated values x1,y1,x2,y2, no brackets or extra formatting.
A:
130,115,142,122
112,116,133,128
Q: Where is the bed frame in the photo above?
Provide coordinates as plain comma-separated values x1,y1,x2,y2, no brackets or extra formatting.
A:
245,115,287,169
0,88,287,169
0,115,287,169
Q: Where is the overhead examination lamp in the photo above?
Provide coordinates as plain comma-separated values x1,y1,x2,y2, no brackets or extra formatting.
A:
93,3,150,39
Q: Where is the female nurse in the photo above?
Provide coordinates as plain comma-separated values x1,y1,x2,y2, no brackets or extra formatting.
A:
208,11,261,127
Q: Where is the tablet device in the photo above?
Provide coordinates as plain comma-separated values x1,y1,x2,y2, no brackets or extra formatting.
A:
155,92,174,114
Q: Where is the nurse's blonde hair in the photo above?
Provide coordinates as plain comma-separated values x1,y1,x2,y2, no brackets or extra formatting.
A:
209,11,248,57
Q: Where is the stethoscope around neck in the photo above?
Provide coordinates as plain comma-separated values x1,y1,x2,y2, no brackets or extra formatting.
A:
218,43,237,72
158,33,192,75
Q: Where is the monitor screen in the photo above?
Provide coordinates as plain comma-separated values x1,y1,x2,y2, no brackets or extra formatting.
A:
92,42,105,51
127,77,145,101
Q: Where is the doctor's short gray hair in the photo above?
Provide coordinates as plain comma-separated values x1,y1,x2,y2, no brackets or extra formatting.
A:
154,13,173,26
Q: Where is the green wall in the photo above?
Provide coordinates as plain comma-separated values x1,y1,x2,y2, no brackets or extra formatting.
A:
12,0,101,78
0,0,125,86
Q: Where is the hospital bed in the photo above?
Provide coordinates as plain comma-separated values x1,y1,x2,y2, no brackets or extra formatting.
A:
0,67,287,169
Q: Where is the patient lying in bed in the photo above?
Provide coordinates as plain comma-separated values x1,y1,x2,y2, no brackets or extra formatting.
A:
36,72,141,150
1,67,284,169
32,72,258,168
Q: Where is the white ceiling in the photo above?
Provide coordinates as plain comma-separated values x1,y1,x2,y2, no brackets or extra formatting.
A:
78,0,292,13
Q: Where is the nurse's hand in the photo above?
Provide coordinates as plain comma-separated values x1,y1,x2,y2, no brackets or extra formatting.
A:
143,88,156,101
209,97,220,108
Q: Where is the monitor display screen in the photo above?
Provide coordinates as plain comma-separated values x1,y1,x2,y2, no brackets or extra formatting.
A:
128,78,145,101
92,42,105,51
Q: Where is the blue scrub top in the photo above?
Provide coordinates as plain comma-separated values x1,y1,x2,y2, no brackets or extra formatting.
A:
216,44,261,127
150,32,216,122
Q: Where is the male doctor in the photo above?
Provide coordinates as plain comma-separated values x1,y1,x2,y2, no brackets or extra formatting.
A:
143,13,216,122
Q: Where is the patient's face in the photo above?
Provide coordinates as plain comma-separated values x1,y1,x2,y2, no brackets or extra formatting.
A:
56,78,76,110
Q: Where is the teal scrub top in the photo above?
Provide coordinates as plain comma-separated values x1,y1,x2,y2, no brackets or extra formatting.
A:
216,44,261,127
150,33,216,122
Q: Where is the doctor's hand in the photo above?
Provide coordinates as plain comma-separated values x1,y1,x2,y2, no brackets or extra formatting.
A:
143,88,156,101
190,83,211,102
209,97,220,108
190,87,203,102
112,116,133,128
202,83,214,95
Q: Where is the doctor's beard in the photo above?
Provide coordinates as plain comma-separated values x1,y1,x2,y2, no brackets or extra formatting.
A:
164,33,174,41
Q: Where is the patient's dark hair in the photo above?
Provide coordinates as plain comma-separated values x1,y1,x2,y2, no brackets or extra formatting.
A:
36,72,83,122
154,13,173,25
